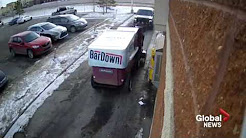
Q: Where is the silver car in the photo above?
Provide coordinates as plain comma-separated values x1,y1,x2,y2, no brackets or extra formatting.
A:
28,22,68,41
47,15,87,32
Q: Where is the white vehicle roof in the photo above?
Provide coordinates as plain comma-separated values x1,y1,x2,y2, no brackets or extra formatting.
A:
137,7,154,12
89,29,137,50
117,27,139,33
28,22,53,29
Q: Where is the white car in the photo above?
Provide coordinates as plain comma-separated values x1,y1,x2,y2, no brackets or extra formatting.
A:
17,15,32,24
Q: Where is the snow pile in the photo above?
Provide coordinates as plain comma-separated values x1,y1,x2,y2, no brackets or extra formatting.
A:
0,9,133,136
135,128,143,138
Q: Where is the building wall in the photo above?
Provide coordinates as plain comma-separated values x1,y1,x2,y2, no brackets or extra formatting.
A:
21,0,34,7
202,0,246,11
169,0,245,137
0,2,16,15
0,7,8,15
154,0,169,31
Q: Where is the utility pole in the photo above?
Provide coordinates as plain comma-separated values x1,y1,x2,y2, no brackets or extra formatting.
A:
93,0,95,12
131,0,134,13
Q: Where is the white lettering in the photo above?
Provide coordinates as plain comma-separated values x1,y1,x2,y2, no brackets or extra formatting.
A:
204,116,209,121
217,122,222,128
90,50,122,65
197,114,223,128
196,115,202,121
204,122,211,127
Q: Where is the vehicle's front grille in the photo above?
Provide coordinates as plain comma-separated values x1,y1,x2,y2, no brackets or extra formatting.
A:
136,18,149,23
60,31,68,38
42,41,50,47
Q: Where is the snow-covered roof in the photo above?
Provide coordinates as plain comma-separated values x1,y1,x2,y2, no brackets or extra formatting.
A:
89,30,136,50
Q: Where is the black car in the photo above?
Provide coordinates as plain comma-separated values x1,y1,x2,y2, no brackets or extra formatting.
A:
47,14,87,32
0,70,8,89
0,20,3,26
9,17,20,26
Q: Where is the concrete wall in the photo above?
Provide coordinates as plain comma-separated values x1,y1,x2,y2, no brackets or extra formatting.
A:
154,0,169,31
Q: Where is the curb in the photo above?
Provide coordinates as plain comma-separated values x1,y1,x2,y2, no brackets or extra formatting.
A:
161,21,174,138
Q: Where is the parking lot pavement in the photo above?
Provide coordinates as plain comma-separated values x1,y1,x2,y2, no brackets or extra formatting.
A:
0,15,103,82
23,30,156,138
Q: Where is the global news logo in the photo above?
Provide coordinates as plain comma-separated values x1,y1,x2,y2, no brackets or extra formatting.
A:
196,108,230,128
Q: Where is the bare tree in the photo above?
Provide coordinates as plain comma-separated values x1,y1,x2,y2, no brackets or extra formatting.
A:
15,0,24,16
97,0,116,14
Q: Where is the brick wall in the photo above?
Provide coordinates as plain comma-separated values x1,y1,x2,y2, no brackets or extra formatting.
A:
202,0,246,11
169,0,246,137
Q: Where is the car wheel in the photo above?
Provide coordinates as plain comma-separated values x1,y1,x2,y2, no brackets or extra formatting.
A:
140,58,145,67
74,10,77,15
137,59,141,69
52,36,58,42
128,76,133,92
91,76,97,89
124,74,132,92
10,49,16,57
70,26,76,33
27,50,34,59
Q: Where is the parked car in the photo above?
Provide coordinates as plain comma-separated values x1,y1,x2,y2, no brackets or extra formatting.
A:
28,22,68,41
134,8,154,28
52,6,77,16
0,70,8,89
17,15,32,24
47,14,87,32
0,20,3,26
8,17,20,26
8,31,52,59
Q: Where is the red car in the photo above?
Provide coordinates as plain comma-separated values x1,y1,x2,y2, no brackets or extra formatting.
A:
8,31,52,59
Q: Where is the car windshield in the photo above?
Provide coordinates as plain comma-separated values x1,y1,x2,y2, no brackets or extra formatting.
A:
59,7,66,11
42,23,56,30
13,17,19,21
24,32,40,43
67,15,79,21
137,9,153,16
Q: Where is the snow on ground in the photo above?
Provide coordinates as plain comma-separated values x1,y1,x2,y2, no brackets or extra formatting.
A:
0,7,133,136
120,15,134,26
4,52,89,138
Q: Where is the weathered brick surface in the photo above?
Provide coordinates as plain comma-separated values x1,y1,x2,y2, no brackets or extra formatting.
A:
169,0,246,137
202,0,246,11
